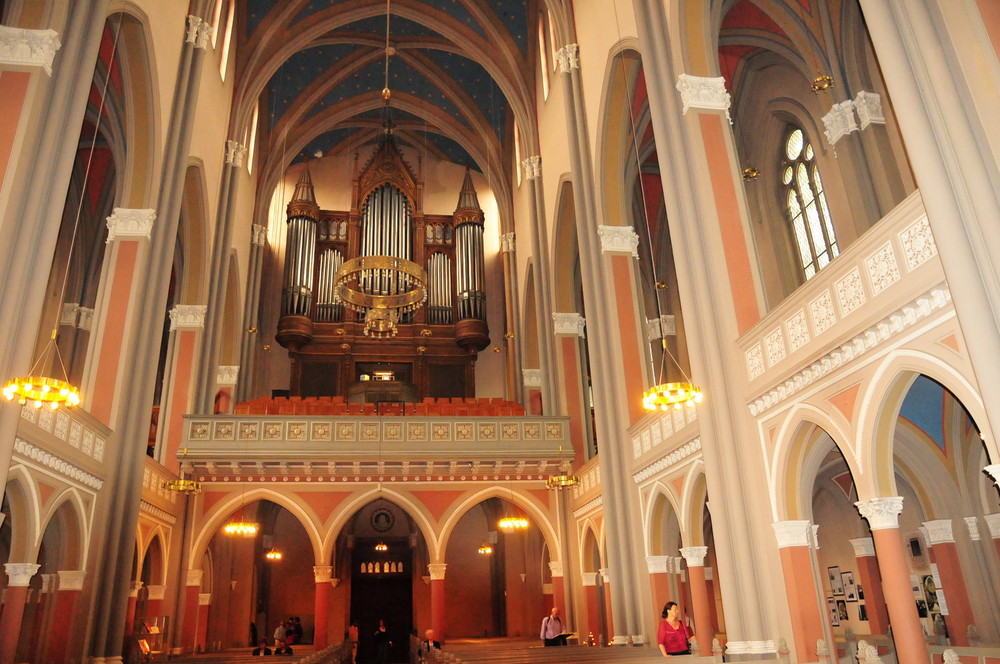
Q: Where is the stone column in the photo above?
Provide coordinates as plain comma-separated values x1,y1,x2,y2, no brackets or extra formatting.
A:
849,538,889,635
81,208,156,425
313,566,333,649
680,547,715,645
28,573,56,664
215,365,238,413
0,563,40,664
196,594,211,652
581,572,601,643
122,581,143,655
45,570,85,664
552,313,589,461
922,520,975,646
500,232,523,403
856,497,929,664
428,563,447,640
599,567,615,644
144,585,166,620
549,561,566,619
155,304,206,470
647,555,672,620
771,522,825,663
180,569,203,653
236,223,266,404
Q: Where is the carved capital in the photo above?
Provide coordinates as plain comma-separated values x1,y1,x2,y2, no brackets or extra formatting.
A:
917,525,931,548
522,368,541,388
548,560,564,578
679,545,708,567
129,581,144,598
646,555,670,574
146,584,166,600
185,16,204,45
554,43,579,73
58,569,86,591
922,519,954,544
984,513,1000,539
771,520,812,549
855,496,903,530
522,155,541,181
0,26,61,75
500,232,516,253
185,569,204,587
252,224,267,247
77,307,94,331
985,464,1000,486
822,100,859,145
427,563,447,581
169,304,207,331
217,365,239,386
226,140,247,168
963,517,980,541
313,565,333,584
552,312,585,337
676,74,731,122
853,91,885,129
849,537,875,557
645,315,676,341
61,303,79,326
106,208,155,243
811,524,821,549
597,225,639,257
4,563,40,587
581,571,599,586
199,593,212,606
195,21,213,50
598,567,611,584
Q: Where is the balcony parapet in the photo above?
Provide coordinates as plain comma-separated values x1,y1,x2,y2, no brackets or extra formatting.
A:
15,404,110,482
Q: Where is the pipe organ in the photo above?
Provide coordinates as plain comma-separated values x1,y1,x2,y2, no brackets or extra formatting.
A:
276,133,489,400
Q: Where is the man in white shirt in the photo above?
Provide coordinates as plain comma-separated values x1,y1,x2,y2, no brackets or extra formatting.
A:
540,607,568,646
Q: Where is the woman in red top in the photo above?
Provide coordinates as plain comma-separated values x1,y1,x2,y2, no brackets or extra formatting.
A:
657,601,692,657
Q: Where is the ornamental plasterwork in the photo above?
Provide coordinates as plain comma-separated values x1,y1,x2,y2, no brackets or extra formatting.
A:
764,328,786,367
106,208,155,243
963,517,980,541
572,495,603,518
835,267,866,318
522,368,541,387
865,242,900,296
809,289,837,335
19,406,106,462
748,285,952,415
500,232,516,253
185,16,213,49
4,563,40,586
552,312,585,337
77,307,94,331
632,438,701,484
139,500,177,524
646,555,671,574
597,225,639,257
849,537,875,557
745,344,764,380
252,224,267,247
898,215,937,270
61,303,79,326
822,100,858,145
521,156,541,181
922,519,954,544
0,26,61,75
13,438,103,490
679,545,708,566
217,365,239,385
225,140,247,168
984,513,1000,539
169,304,207,330
646,314,676,341
853,91,885,129
554,43,580,73
675,74,731,122
785,310,810,353
854,496,903,531
427,563,447,580
771,520,812,548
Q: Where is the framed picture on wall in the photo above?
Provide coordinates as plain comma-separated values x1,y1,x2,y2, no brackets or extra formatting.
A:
827,566,845,596
842,571,858,602
837,599,849,622
828,597,840,626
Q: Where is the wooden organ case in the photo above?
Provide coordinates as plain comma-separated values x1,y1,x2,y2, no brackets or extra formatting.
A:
275,132,490,401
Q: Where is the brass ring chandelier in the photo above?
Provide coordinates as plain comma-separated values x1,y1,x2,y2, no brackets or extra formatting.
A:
333,255,428,339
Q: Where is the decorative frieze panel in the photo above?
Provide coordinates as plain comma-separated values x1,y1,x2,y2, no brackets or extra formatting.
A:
746,345,764,380
898,215,937,270
785,310,810,352
18,405,107,463
632,438,701,484
835,268,867,317
13,438,103,489
865,242,900,296
764,328,786,367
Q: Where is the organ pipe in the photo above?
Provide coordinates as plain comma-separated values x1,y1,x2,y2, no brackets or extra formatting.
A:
454,167,486,322
281,169,319,317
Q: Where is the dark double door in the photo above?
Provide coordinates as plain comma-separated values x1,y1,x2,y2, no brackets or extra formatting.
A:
351,542,412,664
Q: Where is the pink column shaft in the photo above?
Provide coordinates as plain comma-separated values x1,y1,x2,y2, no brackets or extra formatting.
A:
776,546,824,663
930,541,974,646
181,585,199,653
854,555,889,635
0,586,30,664
430,579,445,641
686,566,714,645
872,529,930,664
45,589,80,664
314,582,330,648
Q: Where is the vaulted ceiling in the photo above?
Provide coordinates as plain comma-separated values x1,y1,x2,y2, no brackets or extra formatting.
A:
238,0,538,205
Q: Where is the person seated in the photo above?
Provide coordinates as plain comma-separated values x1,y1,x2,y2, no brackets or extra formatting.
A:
251,639,271,656
273,639,294,656
418,630,441,663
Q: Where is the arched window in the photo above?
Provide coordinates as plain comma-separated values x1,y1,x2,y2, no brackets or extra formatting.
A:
782,127,838,280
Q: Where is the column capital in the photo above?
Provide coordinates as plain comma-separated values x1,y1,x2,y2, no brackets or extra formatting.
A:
676,74,731,122
679,545,708,566
522,155,541,181
185,16,213,50
548,560,564,578
39,573,58,593
598,567,610,584
984,513,1000,539
522,368,541,387
146,584,167,600
185,569,204,587
129,581,144,598
500,232,516,253
963,517,980,541
581,571,599,586
106,208,155,243
771,520,812,548
597,225,639,257
4,562,40,586
855,496,904,530
922,519,955,544
985,464,1000,486
58,569,86,591
917,525,932,548
198,593,212,606
853,91,885,128
554,43,579,73
61,303,79,326
77,307,94,331
217,365,239,386
252,224,267,247
313,565,333,583
645,315,676,342
427,563,447,580
646,555,671,574
552,312,585,337
169,304,207,330
849,537,876,557
226,139,247,168
0,25,61,75
822,99,859,145
811,524,821,549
